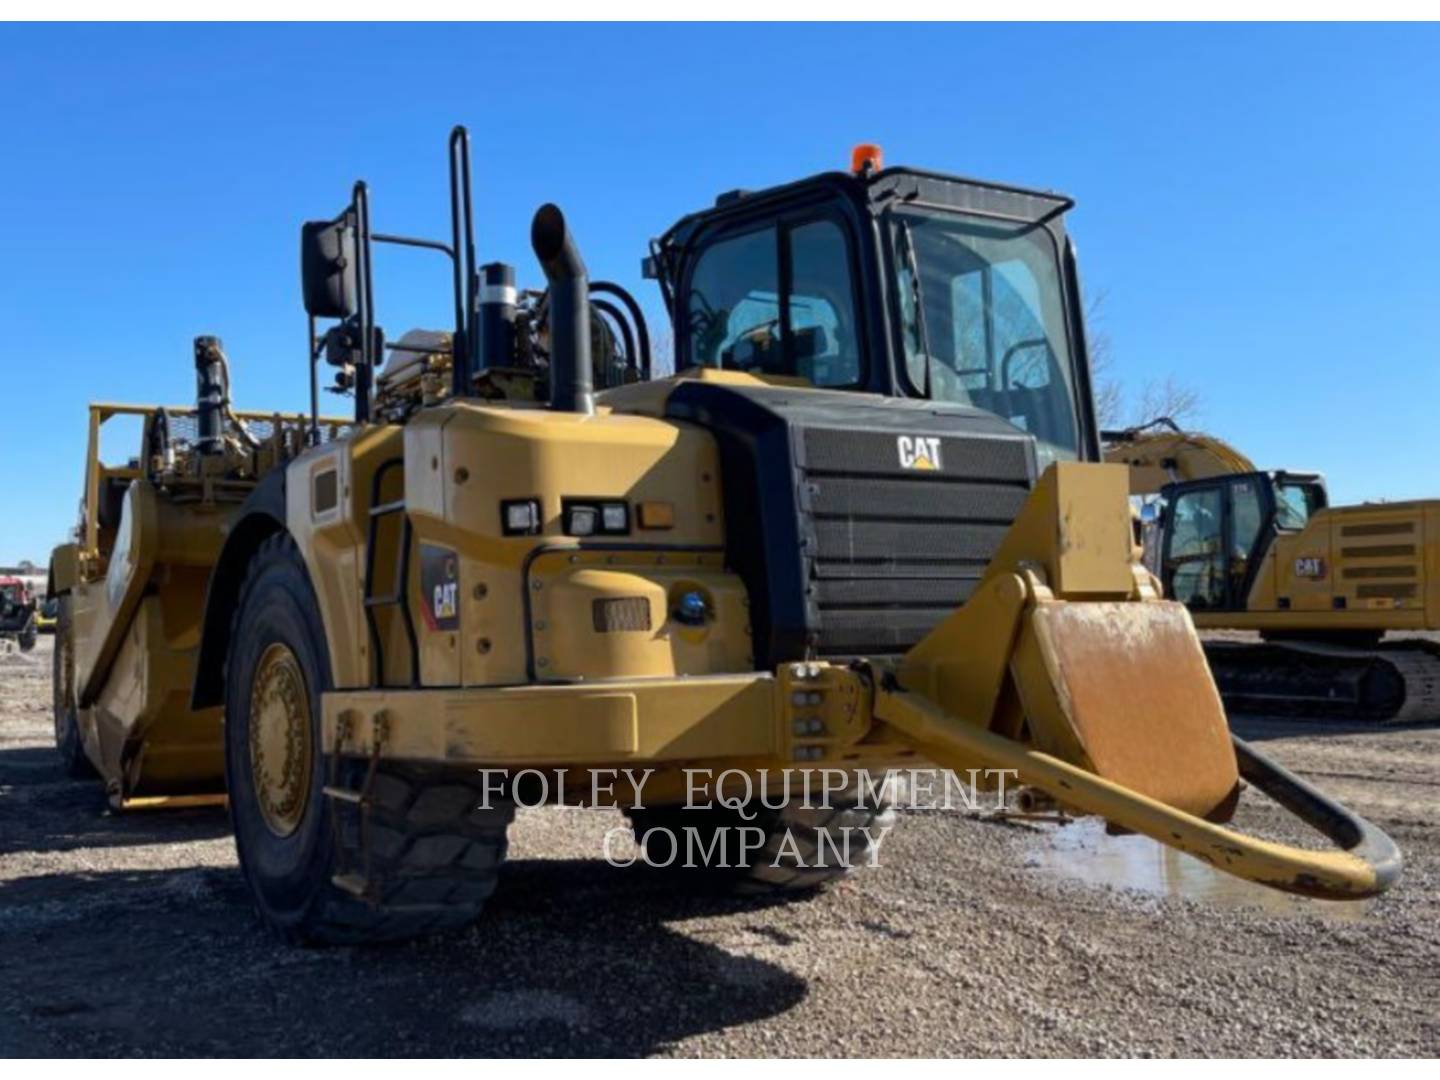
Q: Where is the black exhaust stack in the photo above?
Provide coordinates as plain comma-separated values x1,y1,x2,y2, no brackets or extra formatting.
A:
194,335,228,455
477,262,516,370
530,204,593,415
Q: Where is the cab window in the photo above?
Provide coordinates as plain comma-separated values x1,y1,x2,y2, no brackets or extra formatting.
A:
1166,487,1225,610
686,226,779,372
788,220,861,386
685,217,861,386
1228,478,1266,598
1275,481,1322,530
893,210,1079,469
1231,479,1265,561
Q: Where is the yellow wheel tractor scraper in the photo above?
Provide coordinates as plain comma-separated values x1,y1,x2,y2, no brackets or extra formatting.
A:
48,131,1398,944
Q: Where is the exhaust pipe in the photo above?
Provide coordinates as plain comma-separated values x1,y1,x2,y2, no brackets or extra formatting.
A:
530,203,594,415
477,261,517,371
194,336,228,455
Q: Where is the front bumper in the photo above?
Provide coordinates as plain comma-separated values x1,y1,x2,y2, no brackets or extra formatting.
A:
320,664,902,770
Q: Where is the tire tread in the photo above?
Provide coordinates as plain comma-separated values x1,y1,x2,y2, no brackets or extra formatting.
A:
226,532,513,946
627,788,896,897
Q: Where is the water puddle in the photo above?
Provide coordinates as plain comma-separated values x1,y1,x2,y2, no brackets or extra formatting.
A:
1022,817,1373,921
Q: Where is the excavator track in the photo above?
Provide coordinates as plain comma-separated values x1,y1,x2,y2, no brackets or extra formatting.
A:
1204,637,1440,724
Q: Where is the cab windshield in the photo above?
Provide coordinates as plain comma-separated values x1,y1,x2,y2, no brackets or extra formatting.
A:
892,209,1080,469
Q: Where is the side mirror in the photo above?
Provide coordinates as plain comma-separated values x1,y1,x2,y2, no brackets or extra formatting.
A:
1140,502,1160,525
300,217,358,319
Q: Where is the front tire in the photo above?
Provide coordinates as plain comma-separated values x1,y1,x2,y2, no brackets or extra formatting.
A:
225,533,512,945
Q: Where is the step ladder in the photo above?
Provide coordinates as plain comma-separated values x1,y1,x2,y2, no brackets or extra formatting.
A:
362,457,419,689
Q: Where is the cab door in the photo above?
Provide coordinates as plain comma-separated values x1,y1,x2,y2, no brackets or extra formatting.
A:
1221,474,1269,609
1161,482,1228,610
1160,474,1270,613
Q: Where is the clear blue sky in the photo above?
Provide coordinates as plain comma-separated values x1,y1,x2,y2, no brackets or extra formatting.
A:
3,23,1437,564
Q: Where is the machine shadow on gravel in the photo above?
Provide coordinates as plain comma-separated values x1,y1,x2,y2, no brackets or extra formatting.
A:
0,746,232,857
0,854,809,1056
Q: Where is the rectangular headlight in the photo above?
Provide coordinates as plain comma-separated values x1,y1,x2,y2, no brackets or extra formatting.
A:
567,505,598,536
501,498,541,536
562,499,630,537
601,502,629,533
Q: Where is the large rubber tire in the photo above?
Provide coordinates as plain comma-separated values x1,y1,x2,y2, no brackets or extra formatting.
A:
225,533,514,945
52,597,97,779
628,781,898,895
19,620,37,652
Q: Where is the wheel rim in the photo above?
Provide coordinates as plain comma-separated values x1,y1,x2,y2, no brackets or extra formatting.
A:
249,642,313,838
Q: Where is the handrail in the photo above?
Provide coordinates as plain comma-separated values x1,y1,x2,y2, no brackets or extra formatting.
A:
874,681,1401,900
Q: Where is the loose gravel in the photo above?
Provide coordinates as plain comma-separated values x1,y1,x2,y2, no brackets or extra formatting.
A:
2,636,1437,1056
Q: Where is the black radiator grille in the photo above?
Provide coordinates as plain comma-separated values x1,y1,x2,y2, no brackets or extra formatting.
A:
800,427,1033,656
664,381,1041,668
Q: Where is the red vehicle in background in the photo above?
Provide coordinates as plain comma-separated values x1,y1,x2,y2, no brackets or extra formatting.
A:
0,576,38,652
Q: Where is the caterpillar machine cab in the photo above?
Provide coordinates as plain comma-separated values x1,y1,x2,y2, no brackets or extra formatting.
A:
1105,418,1440,722
49,131,1400,944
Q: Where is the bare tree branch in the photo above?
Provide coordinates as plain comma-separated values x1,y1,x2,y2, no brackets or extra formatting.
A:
1083,287,1202,429
649,326,675,377
1134,375,1202,427
1084,289,1124,427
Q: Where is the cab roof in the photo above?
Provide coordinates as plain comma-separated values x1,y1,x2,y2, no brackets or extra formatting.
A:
650,164,1076,300
658,165,1074,251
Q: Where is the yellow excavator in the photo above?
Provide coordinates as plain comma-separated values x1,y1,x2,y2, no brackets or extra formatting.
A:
1105,417,1440,722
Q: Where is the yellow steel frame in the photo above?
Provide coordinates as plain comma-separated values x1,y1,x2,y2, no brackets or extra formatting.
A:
871,686,1387,899
322,462,1400,902
79,402,347,558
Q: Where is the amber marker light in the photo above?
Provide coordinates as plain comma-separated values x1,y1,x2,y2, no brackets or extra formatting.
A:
850,143,884,175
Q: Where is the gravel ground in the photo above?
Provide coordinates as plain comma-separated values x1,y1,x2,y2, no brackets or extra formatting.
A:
2,634,1437,1057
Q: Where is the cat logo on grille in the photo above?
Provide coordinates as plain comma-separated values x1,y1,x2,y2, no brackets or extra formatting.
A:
897,435,942,471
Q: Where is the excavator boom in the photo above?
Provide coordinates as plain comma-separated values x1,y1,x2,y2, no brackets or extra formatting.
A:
1102,417,1256,494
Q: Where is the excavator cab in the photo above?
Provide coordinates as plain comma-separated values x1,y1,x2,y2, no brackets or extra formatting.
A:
1158,470,1327,612
1104,417,1438,723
